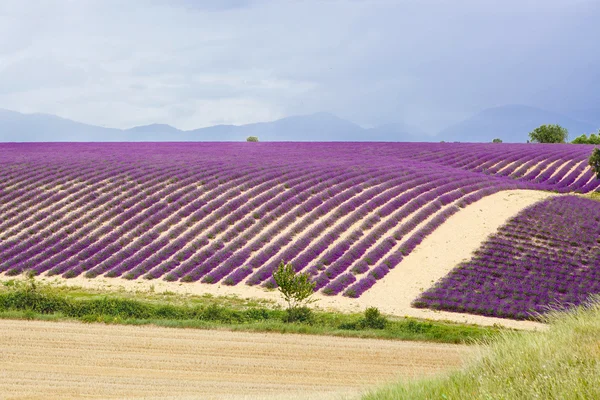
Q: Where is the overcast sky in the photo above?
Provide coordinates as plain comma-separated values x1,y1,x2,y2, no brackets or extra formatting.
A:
0,0,598,132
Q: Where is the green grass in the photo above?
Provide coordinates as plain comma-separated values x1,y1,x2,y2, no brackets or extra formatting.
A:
363,296,600,399
0,277,502,344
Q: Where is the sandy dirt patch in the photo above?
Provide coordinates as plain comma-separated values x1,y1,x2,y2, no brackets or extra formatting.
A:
0,319,471,400
355,189,555,325
0,189,553,331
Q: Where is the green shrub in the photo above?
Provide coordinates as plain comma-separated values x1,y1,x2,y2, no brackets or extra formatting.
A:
360,307,388,329
272,260,316,323
246,136,259,142
589,148,600,180
272,260,316,310
339,307,388,330
283,306,313,324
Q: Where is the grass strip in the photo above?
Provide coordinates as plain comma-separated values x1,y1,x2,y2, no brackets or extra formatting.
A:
0,278,502,344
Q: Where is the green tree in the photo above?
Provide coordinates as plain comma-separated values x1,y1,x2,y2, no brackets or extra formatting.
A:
571,131,600,145
272,260,316,322
589,148,600,179
492,138,503,143
246,136,259,142
528,124,568,143
572,134,588,144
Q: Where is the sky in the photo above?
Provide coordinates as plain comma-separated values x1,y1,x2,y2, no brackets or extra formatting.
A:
0,0,599,133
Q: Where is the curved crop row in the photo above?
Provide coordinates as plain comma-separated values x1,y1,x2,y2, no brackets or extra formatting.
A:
0,143,598,298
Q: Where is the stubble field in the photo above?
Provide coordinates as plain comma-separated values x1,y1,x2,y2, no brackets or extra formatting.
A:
0,319,471,400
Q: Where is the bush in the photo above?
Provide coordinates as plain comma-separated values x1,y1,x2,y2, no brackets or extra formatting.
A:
272,260,316,323
360,307,388,329
282,306,313,323
528,124,568,143
589,148,600,180
246,136,259,142
272,260,316,309
338,307,388,330
492,138,502,143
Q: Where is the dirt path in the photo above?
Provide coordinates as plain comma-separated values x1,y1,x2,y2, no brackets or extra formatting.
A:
0,319,471,400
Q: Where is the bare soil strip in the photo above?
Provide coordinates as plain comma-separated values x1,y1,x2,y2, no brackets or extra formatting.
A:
355,189,554,328
0,319,471,400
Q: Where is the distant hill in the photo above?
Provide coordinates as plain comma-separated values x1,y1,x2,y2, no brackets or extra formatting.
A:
437,105,598,143
188,112,368,141
0,109,123,141
126,123,181,134
366,122,431,142
0,109,425,142
124,123,184,141
3,105,594,143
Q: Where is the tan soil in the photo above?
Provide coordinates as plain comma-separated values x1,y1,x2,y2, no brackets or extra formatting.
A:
0,319,471,400
354,189,554,327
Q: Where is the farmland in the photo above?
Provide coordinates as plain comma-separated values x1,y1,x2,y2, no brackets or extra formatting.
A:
2,142,600,399
1,142,598,302
0,319,471,400
414,195,600,320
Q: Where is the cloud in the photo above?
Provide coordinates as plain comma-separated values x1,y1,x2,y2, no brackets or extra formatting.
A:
157,0,256,12
0,0,598,134
0,56,88,94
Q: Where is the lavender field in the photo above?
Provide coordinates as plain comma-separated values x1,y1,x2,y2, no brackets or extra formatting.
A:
413,195,600,320
0,142,598,300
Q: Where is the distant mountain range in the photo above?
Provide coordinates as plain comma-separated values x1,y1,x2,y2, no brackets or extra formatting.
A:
438,105,598,143
0,105,597,142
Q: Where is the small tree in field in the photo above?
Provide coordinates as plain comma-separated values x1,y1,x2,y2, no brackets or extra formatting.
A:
492,138,503,143
589,148,600,180
528,124,568,143
246,136,259,142
272,260,316,322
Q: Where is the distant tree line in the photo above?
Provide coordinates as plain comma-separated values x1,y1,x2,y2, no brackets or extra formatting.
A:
571,131,600,145
522,124,600,145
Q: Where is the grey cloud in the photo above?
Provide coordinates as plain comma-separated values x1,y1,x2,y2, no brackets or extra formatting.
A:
0,57,88,94
147,0,256,12
0,0,598,132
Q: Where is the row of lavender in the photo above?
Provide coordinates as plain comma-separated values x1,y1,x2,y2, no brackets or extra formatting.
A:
2,156,498,296
0,143,599,298
413,195,600,320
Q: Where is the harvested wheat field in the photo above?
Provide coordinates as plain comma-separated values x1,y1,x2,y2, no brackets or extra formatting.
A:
0,319,471,400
